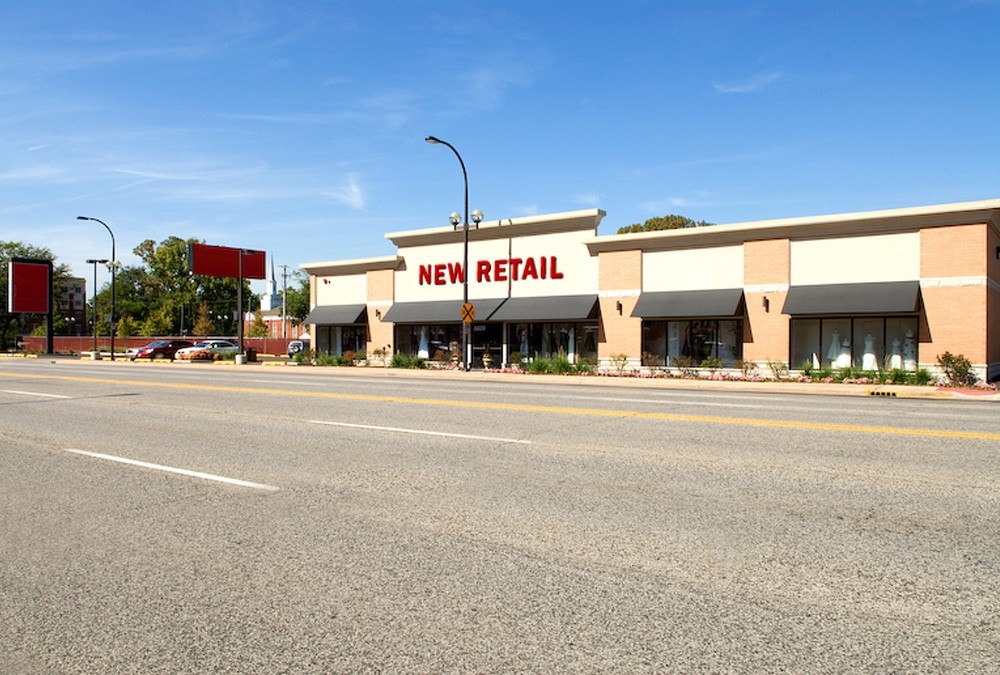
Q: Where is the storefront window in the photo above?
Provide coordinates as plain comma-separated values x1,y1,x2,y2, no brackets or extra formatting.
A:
642,322,666,366
395,324,461,362
579,324,598,363
790,317,918,371
643,320,743,367
315,325,366,357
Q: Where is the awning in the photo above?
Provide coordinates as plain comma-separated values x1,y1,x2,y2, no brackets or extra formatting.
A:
782,281,920,315
487,295,599,322
381,298,506,324
631,288,745,318
302,304,367,325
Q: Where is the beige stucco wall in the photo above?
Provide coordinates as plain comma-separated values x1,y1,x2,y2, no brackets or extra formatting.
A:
790,232,919,285
642,245,743,290
315,272,367,305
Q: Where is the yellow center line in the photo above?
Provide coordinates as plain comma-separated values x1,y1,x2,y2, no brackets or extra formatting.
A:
3,370,998,441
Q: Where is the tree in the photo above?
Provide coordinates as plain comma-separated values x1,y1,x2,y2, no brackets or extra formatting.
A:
283,271,310,324
0,241,71,349
140,306,173,337
616,214,714,234
192,303,217,337
248,309,268,338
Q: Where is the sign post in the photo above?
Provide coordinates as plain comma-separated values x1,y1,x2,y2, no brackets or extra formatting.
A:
7,258,54,354
188,244,266,362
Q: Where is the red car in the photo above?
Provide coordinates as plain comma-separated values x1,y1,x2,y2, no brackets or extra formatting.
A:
130,340,194,360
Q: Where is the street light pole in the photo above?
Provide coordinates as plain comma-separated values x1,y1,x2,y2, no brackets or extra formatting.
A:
78,216,118,360
85,258,109,358
425,135,482,371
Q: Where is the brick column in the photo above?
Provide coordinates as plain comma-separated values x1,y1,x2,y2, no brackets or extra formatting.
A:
743,238,790,364
598,249,642,365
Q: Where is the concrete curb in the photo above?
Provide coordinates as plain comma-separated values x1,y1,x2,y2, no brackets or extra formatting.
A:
18,354,999,401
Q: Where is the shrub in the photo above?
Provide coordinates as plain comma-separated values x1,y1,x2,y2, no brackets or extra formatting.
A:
674,355,697,378
642,351,663,367
507,351,526,368
609,353,630,375
735,359,759,379
936,352,974,386
766,359,789,380
390,352,425,369
700,356,724,373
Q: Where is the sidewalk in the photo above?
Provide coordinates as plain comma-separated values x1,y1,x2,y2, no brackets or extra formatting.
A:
13,352,994,401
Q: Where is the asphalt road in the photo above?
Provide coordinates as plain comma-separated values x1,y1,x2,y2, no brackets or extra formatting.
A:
1,359,997,672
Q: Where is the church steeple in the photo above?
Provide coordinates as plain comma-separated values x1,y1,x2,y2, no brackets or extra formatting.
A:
260,253,282,311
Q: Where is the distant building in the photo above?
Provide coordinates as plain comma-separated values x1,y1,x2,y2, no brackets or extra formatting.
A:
58,276,87,335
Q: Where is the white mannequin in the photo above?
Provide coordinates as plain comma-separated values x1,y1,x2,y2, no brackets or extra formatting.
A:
418,326,430,359
903,330,916,371
889,337,902,370
836,338,851,369
862,333,878,370
827,331,841,364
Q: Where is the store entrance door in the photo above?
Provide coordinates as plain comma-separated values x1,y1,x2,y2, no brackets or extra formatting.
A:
472,323,503,368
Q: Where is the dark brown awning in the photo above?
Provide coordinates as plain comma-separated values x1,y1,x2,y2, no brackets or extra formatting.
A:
631,289,745,318
303,304,367,325
381,298,506,323
487,295,598,322
782,281,920,315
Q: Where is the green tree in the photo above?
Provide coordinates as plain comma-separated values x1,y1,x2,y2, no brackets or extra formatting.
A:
248,308,268,337
283,271,310,324
192,303,217,337
116,314,135,342
616,214,714,234
140,306,173,336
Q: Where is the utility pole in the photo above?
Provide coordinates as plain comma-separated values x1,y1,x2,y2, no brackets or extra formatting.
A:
279,263,290,340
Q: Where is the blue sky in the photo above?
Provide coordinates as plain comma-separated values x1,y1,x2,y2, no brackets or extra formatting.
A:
2,1,999,291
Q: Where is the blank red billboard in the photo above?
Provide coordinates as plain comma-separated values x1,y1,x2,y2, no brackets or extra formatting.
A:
188,244,266,280
7,258,52,314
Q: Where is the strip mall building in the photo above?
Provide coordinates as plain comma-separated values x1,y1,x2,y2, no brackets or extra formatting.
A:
302,199,1000,381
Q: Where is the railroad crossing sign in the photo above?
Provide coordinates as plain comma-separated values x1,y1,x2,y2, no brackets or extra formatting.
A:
461,302,475,323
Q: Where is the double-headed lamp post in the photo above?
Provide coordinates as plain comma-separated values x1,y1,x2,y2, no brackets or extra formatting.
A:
85,258,109,357
78,216,119,360
425,135,483,370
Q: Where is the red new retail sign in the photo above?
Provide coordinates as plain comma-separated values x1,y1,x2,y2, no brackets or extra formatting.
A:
188,243,266,279
7,258,52,314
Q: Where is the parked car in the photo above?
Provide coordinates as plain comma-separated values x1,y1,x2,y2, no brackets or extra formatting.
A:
130,340,194,361
174,339,239,361
287,340,308,357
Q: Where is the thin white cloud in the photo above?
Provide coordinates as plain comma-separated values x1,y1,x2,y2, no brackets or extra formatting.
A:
712,72,784,94
461,54,537,109
318,174,365,210
575,193,602,207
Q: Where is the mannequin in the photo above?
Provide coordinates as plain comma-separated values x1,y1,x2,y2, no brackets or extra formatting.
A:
861,333,878,370
836,338,851,369
889,337,902,370
826,330,841,364
903,330,916,371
